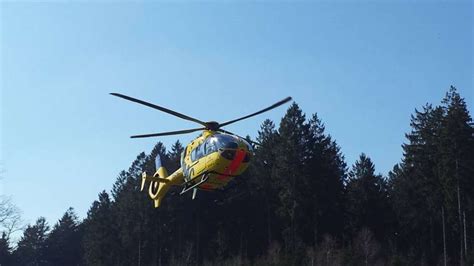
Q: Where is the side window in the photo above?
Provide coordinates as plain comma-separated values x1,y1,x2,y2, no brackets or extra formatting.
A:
190,147,197,162
200,143,206,157
191,143,204,162
196,145,202,160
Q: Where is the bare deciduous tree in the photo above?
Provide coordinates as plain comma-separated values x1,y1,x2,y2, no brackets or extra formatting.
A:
0,196,24,238
314,235,343,266
354,228,380,266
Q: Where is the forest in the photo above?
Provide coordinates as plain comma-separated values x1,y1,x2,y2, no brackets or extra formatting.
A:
1,86,473,266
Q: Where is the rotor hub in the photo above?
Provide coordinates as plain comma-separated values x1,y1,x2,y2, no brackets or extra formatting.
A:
205,121,220,131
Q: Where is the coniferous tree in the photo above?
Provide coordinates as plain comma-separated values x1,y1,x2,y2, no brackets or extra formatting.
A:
346,153,390,243
251,119,280,247
111,152,148,265
169,140,184,171
14,217,50,266
305,113,347,244
0,232,13,265
45,208,82,266
389,86,473,264
439,86,474,264
82,191,120,265
274,103,310,258
390,104,446,264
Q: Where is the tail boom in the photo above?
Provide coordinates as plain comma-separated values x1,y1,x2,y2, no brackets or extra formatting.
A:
141,160,183,208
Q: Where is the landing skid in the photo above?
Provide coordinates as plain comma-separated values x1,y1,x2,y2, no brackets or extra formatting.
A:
180,173,210,195
179,171,240,199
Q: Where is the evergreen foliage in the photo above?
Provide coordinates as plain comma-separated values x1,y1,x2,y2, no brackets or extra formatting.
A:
6,86,473,265
346,154,391,243
45,208,82,266
82,191,120,265
0,232,13,265
389,86,473,265
14,217,50,265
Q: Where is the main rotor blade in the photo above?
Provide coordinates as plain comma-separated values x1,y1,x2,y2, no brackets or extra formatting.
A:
131,127,206,138
219,96,292,127
218,129,261,146
110,93,208,127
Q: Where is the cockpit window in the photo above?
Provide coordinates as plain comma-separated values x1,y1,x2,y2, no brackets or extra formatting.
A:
209,134,238,150
205,137,219,154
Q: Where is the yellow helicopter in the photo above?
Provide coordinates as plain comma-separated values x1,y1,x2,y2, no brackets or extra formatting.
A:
111,93,291,207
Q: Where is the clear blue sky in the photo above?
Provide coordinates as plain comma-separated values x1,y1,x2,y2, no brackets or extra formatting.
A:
1,2,472,227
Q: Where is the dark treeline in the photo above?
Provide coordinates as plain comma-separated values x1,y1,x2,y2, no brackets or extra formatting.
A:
1,86,473,266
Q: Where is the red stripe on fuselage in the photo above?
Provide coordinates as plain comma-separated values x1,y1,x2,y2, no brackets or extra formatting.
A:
217,149,246,180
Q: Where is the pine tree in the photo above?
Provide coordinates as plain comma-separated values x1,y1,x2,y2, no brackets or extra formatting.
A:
440,86,474,264
388,86,473,264
45,208,82,266
274,103,310,258
82,191,120,265
389,104,445,263
251,119,280,247
305,113,347,244
346,153,390,243
14,217,50,265
111,152,148,265
168,140,184,171
0,232,13,265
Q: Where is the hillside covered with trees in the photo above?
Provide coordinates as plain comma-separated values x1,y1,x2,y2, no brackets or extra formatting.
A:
1,86,473,265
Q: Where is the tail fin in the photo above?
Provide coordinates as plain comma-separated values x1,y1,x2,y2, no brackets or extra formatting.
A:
141,155,183,208
155,154,163,170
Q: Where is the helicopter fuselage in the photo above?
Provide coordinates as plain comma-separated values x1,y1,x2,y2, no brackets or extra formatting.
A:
144,130,253,207
181,130,253,190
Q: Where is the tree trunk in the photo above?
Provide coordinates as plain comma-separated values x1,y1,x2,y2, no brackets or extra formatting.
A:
138,239,141,266
456,158,464,265
463,211,467,257
265,195,272,246
442,206,447,266
196,207,200,265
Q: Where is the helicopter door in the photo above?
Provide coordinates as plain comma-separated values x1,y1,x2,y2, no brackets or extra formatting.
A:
189,143,206,179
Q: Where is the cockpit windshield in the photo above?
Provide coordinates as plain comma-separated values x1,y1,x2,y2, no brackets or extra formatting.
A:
205,134,253,154
206,134,237,154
